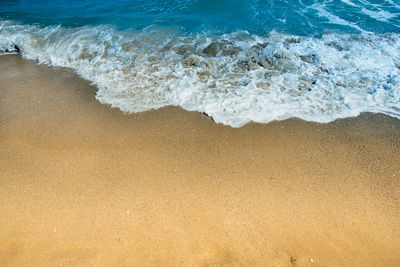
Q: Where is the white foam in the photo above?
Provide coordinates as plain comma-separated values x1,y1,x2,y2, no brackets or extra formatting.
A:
308,2,369,33
1,20,399,127
358,0,400,23
340,0,358,7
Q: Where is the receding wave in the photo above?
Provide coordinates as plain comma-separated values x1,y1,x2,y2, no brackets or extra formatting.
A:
1,20,399,127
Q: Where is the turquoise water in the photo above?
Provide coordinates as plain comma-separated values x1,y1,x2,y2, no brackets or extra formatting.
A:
0,0,399,126
1,0,400,34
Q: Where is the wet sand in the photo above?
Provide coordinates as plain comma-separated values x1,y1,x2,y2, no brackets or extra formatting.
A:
0,55,399,266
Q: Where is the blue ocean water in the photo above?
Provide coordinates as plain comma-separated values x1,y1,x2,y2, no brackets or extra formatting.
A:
1,0,400,34
0,0,399,126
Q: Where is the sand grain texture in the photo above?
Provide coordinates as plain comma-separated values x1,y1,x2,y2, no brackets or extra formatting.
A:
0,55,400,266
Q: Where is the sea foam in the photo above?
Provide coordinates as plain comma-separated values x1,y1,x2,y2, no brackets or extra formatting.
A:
1,20,399,127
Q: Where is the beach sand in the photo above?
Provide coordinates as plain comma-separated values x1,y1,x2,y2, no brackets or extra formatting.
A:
0,54,399,266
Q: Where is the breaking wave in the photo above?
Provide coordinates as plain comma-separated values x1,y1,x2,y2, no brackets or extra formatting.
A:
1,20,399,127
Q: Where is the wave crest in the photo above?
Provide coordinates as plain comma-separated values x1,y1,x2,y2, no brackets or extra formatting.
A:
1,20,399,127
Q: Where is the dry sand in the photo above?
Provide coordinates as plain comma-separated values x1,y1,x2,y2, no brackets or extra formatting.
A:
0,55,400,266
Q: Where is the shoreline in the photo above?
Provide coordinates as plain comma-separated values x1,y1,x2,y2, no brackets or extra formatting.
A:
1,55,400,266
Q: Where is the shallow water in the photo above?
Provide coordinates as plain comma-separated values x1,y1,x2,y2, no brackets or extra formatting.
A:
0,0,399,126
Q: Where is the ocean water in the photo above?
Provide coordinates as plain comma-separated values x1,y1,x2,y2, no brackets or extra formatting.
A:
0,0,399,126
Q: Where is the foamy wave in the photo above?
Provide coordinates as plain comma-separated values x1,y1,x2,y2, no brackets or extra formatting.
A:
1,20,399,127
308,2,369,33
341,0,400,24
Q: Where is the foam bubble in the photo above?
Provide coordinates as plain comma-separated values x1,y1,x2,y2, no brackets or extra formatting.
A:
1,20,399,127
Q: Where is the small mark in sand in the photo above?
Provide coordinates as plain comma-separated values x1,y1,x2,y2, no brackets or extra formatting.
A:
290,256,296,263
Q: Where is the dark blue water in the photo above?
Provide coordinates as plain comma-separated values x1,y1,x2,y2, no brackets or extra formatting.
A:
0,0,399,126
1,0,399,35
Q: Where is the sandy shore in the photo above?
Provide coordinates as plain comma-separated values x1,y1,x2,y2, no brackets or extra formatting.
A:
0,55,399,266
